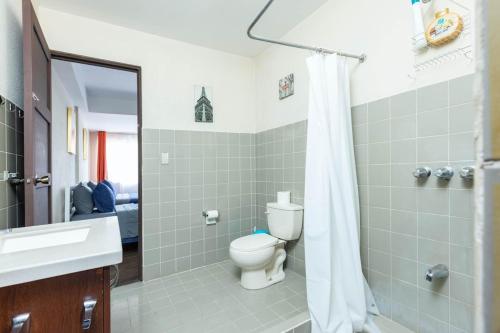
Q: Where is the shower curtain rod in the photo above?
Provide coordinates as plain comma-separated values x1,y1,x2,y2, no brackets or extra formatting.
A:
247,0,367,63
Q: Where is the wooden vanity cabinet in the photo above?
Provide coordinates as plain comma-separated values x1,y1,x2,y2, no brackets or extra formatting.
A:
0,267,110,333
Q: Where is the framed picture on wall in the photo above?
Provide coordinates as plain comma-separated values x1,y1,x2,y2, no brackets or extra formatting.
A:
67,107,76,154
194,85,213,123
279,74,294,100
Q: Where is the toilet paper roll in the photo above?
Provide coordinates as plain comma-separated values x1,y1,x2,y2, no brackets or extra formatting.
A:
205,210,219,219
204,210,218,225
277,191,291,204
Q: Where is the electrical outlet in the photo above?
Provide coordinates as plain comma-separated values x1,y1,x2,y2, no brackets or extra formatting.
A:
161,153,169,165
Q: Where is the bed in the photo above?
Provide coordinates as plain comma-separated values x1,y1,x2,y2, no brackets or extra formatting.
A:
115,203,139,244
65,185,139,244
116,192,139,205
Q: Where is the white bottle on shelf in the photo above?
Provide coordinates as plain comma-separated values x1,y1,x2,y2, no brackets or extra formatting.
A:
411,0,428,50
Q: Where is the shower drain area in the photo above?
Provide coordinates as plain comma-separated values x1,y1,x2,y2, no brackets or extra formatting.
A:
110,260,307,332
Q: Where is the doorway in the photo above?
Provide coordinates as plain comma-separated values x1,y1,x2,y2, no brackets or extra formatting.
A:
51,51,143,284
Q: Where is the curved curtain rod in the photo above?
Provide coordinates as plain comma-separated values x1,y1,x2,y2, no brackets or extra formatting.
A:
247,0,367,63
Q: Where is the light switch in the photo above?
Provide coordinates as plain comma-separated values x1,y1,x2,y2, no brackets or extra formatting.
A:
161,153,169,165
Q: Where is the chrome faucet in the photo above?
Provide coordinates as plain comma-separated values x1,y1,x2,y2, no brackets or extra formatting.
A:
425,264,449,282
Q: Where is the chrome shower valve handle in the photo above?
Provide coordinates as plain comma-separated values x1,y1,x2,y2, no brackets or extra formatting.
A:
413,167,432,179
459,166,474,180
425,264,449,282
434,167,454,180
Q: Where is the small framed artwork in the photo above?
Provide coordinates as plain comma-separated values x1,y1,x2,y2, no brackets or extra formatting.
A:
279,74,294,100
67,107,76,154
194,85,213,123
82,128,88,160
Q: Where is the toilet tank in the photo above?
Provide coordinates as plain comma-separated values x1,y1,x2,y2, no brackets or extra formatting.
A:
266,202,304,241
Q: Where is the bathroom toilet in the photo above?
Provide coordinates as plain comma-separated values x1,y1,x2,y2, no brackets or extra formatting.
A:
230,202,303,289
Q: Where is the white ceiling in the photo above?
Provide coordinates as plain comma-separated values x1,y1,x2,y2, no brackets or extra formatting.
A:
52,60,137,116
71,63,137,95
71,63,137,116
39,0,328,57
52,59,138,132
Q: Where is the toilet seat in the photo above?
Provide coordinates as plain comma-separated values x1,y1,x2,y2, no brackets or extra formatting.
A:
230,234,278,252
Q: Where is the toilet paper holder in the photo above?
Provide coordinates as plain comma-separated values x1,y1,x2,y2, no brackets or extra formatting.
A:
202,210,219,225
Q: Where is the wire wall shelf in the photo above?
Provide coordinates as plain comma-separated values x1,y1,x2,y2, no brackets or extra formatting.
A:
413,45,472,72
410,2,472,75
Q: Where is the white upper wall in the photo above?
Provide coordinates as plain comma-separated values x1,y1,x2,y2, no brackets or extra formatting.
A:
36,0,475,134
254,0,475,131
38,7,257,133
0,0,23,107
52,69,77,223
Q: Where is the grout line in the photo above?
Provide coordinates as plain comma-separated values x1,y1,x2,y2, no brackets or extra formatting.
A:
414,84,421,333
447,80,452,330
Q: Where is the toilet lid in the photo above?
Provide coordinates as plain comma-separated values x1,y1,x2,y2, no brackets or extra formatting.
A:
230,234,278,252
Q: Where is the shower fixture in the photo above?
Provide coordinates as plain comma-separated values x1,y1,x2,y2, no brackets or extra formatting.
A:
434,166,454,180
247,0,366,62
459,166,475,180
425,264,449,282
413,167,432,179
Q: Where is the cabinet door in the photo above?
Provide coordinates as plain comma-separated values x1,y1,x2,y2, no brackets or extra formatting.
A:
0,268,108,333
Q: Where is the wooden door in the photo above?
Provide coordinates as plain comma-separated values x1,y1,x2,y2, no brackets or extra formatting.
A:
23,0,52,226
0,268,109,333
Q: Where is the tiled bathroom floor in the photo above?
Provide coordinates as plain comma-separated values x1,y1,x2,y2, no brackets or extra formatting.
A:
111,260,308,333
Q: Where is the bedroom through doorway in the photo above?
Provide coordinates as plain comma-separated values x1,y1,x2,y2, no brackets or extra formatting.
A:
51,52,142,286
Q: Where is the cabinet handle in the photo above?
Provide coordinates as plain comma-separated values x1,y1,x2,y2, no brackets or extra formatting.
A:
11,313,30,333
82,299,97,330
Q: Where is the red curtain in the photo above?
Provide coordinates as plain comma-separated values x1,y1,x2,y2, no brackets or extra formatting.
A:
97,131,107,182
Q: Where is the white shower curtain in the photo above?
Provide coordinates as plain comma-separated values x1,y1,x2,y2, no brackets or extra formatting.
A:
304,53,379,333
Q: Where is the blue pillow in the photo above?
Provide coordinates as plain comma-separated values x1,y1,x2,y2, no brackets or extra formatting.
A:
102,180,117,197
93,183,116,213
73,183,94,214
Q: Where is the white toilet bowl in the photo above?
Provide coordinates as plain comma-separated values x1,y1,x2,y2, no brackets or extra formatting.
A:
230,201,303,290
229,234,287,289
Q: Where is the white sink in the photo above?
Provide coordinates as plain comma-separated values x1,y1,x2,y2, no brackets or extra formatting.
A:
0,226,90,254
0,217,122,287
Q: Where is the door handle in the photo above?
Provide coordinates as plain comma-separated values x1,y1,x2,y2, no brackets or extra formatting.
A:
11,313,30,333
82,299,97,330
32,93,39,102
34,174,50,185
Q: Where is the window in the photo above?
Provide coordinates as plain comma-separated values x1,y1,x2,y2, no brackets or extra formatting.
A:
106,133,138,193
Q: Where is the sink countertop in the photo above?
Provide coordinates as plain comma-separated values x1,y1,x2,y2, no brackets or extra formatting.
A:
0,217,123,288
